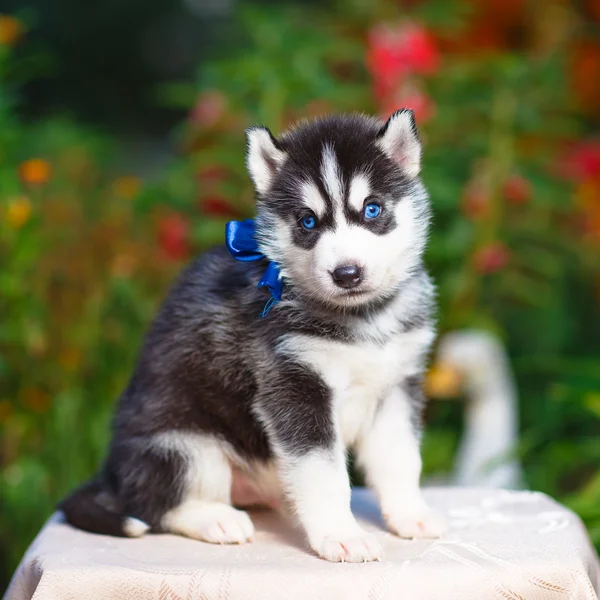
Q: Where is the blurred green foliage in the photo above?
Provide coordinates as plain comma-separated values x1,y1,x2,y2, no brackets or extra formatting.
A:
1,0,600,586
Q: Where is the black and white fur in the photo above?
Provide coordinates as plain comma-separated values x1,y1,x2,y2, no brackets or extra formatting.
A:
60,110,446,562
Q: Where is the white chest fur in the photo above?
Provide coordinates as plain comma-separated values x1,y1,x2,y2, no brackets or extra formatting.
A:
277,327,434,447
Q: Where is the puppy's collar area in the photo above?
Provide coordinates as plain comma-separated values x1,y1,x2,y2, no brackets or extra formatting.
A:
225,219,283,317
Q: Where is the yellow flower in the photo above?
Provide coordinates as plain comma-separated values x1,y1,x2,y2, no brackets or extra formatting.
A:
58,348,82,372
584,392,600,418
5,196,32,228
111,253,137,278
112,176,142,200
425,363,463,398
26,323,47,356
0,15,24,46
19,158,52,185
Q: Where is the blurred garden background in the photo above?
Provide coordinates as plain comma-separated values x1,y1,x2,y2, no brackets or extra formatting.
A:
1,0,600,590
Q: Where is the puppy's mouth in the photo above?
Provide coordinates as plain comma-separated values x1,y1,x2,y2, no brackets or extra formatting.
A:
332,286,378,304
342,288,372,297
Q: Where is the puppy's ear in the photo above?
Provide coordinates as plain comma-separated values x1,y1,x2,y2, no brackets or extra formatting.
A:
376,109,421,178
246,126,287,195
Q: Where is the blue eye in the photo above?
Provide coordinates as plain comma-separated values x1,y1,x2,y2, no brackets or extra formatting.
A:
364,203,381,219
301,215,316,230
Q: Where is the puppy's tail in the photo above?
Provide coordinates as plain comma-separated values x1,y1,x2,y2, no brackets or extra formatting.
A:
58,479,150,538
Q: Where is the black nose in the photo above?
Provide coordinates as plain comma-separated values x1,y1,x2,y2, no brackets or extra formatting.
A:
332,264,363,289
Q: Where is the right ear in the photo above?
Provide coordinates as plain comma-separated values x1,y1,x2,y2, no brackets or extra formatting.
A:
245,126,287,195
376,109,421,178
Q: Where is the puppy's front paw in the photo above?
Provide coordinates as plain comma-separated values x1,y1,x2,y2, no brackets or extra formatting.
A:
314,531,383,563
386,506,446,539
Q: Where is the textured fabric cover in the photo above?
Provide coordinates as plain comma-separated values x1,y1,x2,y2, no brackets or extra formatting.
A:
5,488,599,600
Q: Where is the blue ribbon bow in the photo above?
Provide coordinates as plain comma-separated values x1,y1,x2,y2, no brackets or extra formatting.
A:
225,219,283,317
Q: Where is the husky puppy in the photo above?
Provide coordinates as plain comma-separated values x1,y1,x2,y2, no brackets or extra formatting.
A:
60,109,446,562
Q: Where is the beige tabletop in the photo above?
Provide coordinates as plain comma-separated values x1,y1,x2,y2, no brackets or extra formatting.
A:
5,487,599,600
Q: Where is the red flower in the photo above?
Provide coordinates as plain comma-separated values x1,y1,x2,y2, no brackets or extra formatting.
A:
556,141,600,181
503,174,532,205
197,165,228,183
461,182,489,220
189,91,226,127
367,22,440,87
367,28,405,91
474,243,509,274
201,195,240,218
157,213,190,261
383,82,436,122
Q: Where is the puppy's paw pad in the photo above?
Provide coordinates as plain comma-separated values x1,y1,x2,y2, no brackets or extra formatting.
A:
316,532,383,563
387,508,446,539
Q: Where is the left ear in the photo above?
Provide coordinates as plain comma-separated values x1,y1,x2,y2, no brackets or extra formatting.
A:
376,109,421,178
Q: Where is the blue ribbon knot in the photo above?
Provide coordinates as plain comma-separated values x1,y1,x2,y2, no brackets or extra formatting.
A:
225,219,283,317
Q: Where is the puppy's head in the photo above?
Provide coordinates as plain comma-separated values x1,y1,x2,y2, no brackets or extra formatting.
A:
247,111,431,309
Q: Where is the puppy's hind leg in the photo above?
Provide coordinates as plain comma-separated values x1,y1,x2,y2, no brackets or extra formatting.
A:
163,500,254,544
157,433,255,544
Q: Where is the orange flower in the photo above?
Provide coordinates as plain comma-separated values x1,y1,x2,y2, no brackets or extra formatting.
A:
425,364,463,398
0,15,24,46
575,178,600,242
571,39,600,115
19,158,52,185
5,196,32,228
112,176,142,200
22,388,51,414
0,400,13,423
574,179,600,212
